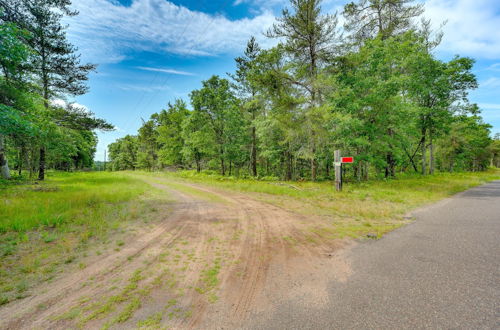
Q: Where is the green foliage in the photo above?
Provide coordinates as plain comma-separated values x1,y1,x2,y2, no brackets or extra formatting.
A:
490,134,500,168
0,104,37,136
189,75,247,175
155,99,190,167
437,115,493,171
343,0,424,42
105,0,498,180
108,135,138,170
0,22,32,80
0,0,110,180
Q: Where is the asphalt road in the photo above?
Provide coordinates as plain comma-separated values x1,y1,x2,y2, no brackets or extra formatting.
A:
247,181,500,329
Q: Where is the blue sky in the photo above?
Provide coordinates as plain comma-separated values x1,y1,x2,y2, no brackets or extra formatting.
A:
63,0,500,161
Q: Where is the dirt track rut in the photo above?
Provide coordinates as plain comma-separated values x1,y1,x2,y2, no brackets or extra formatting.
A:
0,176,348,329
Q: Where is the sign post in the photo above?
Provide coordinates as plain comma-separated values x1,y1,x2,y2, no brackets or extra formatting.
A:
334,151,354,192
334,150,342,191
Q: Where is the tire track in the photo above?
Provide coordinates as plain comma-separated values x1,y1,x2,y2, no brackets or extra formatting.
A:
1,175,344,329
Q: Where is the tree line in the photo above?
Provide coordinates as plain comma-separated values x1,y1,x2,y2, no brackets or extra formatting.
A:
2,0,498,182
109,0,500,180
0,0,112,180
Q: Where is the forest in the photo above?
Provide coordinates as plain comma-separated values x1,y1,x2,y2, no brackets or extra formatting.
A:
106,0,500,180
0,0,112,181
1,1,500,327
1,0,500,182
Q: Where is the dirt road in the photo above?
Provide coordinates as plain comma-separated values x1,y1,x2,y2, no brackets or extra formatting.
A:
0,175,346,329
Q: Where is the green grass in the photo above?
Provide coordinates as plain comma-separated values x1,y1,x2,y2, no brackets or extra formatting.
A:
138,168,500,239
114,296,141,323
162,168,500,215
0,171,152,233
1,168,499,317
137,312,162,329
195,258,221,300
0,171,171,306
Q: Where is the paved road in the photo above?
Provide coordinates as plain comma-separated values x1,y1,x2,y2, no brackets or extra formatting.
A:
247,181,500,329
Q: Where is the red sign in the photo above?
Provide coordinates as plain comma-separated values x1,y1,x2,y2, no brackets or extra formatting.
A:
341,157,354,163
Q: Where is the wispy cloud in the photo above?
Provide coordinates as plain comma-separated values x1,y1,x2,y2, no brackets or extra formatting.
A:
117,84,172,92
481,77,500,88
136,66,195,76
479,103,500,110
476,104,500,127
424,0,500,60
233,0,286,7
65,0,500,64
486,63,500,71
66,0,277,64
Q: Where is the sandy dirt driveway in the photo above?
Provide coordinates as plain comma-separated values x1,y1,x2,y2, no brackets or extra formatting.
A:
0,175,350,329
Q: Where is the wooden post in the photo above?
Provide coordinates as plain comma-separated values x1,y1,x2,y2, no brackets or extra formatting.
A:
334,150,342,191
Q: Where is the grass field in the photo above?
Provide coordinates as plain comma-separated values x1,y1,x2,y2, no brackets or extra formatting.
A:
0,172,171,306
1,168,499,309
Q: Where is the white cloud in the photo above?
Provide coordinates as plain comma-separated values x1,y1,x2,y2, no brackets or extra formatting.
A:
66,0,277,64
65,0,500,64
233,0,285,7
480,108,500,123
136,66,195,76
117,84,172,92
51,99,67,108
481,77,500,88
73,103,90,112
479,103,500,110
424,0,500,59
476,105,500,128
486,63,500,71
51,99,91,112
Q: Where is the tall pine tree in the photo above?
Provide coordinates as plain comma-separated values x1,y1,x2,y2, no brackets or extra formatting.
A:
1,0,96,180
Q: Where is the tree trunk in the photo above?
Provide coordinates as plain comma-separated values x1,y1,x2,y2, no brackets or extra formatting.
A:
38,147,46,180
29,148,34,179
218,144,225,175
285,148,293,181
196,160,201,172
385,153,395,178
18,145,23,176
310,133,316,181
421,127,427,175
251,122,257,177
220,157,225,176
0,135,11,179
363,162,369,181
311,158,316,181
429,128,435,175
39,39,49,181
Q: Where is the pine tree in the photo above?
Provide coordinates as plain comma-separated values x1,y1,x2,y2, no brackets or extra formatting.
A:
343,0,424,43
1,0,96,180
266,0,340,180
231,37,261,177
